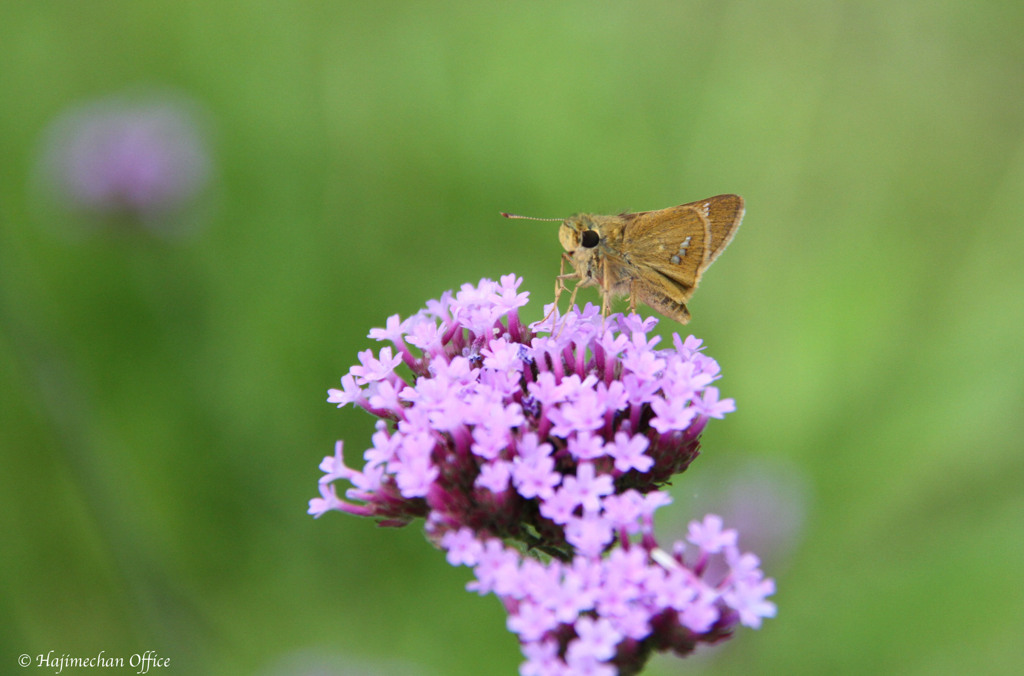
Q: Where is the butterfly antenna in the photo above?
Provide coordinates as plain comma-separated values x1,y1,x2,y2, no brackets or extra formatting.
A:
501,212,563,221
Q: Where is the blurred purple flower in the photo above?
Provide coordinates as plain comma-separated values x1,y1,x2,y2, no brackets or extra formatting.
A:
673,457,809,576
35,90,213,231
311,275,774,674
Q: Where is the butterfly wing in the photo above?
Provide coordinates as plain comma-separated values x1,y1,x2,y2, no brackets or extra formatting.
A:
620,195,742,324
697,194,744,266
621,204,710,291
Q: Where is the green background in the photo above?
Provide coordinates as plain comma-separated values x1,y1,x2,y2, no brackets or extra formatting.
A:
2,2,1022,675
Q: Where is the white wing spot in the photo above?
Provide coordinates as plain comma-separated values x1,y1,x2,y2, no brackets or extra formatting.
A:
672,235,692,260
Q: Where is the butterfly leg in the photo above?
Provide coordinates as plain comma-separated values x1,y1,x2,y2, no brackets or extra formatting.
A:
598,257,609,317
543,254,579,326
561,272,581,316
627,281,640,317
551,254,569,308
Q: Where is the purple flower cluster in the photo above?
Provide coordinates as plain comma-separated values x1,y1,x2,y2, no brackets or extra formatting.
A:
35,91,212,231
310,275,775,674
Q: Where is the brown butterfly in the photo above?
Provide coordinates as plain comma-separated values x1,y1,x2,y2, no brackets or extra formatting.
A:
505,194,743,324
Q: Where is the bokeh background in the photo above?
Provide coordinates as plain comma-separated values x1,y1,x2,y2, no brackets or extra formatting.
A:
2,3,1022,675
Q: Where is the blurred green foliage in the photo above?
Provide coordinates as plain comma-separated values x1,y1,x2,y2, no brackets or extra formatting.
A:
2,2,1022,675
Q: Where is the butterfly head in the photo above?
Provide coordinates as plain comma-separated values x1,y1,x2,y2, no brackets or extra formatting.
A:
558,215,602,254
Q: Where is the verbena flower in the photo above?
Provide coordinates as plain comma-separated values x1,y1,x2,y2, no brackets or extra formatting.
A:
311,275,775,675
34,90,212,233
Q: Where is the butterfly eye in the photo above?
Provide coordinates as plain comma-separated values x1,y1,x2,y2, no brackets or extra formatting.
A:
580,230,600,248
